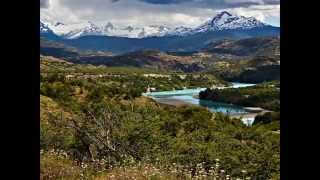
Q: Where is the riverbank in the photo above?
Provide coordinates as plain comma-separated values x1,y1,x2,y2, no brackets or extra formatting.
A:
147,95,269,126
147,95,268,125
230,109,271,126
153,97,192,107
143,82,260,125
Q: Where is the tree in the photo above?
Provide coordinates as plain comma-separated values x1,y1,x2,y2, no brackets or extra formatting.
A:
69,104,123,164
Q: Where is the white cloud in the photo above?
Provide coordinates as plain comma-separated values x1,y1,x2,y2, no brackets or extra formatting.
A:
40,0,280,27
229,4,280,26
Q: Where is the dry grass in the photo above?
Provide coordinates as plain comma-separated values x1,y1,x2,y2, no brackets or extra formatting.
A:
40,95,73,122
40,149,250,180
41,152,84,180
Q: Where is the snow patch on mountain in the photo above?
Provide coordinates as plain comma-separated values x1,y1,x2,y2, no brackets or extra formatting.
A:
40,11,272,39
40,21,50,33
40,18,177,39
180,11,268,36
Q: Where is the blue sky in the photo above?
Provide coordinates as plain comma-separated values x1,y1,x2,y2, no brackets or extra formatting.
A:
40,0,280,27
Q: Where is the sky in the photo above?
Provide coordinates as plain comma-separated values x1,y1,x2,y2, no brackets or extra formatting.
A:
40,0,280,27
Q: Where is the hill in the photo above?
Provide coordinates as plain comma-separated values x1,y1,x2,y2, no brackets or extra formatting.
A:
55,27,279,54
203,36,280,58
40,38,219,72
40,36,280,83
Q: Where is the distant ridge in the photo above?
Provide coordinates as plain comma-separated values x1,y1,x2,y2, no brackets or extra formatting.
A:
41,11,277,39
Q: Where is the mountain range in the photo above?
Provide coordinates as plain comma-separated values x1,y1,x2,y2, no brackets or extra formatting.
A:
41,11,278,39
40,11,279,54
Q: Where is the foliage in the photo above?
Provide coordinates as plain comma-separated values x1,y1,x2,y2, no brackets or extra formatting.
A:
40,56,280,179
40,151,88,180
199,81,280,111
41,94,280,179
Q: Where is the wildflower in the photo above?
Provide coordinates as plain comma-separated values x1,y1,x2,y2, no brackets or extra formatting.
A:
208,169,214,175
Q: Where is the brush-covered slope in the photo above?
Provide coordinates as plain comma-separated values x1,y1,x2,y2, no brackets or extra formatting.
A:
203,36,280,58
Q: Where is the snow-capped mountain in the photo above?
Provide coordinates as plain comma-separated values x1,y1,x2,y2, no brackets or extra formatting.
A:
172,11,268,36
166,26,193,36
40,19,175,39
98,24,172,38
40,11,273,39
40,21,50,33
40,20,104,39
200,11,266,30
40,21,60,40
40,21,58,35
62,21,104,39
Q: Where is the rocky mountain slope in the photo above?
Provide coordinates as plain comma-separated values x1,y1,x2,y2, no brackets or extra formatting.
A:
203,36,280,58
41,11,278,40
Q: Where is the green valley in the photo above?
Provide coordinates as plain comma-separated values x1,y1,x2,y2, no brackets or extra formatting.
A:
40,49,280,179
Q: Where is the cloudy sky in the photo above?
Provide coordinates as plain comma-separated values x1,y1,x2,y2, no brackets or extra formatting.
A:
40,0,280,27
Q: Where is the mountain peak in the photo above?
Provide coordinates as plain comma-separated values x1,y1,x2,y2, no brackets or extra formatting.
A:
210,11,236,25
55,22,65,26
215,11,233,18
104,22,114,32
189,11,267,33
123,26,134,32
209,11,235,27
40,21,50,33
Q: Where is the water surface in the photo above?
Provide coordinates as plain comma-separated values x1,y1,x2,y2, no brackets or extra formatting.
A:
143,82,256,124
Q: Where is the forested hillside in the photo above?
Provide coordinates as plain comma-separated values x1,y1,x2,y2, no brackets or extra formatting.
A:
40,56,280,179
